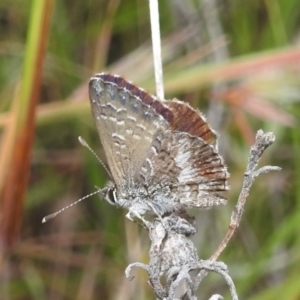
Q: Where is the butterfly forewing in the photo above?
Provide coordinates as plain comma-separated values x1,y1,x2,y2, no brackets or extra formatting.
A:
89,74,170,188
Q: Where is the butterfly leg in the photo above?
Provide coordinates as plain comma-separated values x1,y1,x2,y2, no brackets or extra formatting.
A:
145,201,164,221
126,210,151,229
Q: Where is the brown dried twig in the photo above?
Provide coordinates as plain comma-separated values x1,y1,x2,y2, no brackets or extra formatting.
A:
194,130,281,292
210,130,281,261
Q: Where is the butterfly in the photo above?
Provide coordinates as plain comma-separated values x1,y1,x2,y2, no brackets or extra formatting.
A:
89,73,229,220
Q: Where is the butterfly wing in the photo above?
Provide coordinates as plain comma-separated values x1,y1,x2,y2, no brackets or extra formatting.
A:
89,74,171,188
162,99,218,148
138,130,229,210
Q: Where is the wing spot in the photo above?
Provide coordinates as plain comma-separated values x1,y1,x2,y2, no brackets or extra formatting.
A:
107,103,117,111
117,108,127,113
127,116,137,122
133,134,141,140
112,133,125,141
151,146,158,155
136,124,146,131
145,158,153,176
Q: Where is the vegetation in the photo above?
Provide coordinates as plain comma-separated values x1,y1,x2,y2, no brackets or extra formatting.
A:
0,0,299,299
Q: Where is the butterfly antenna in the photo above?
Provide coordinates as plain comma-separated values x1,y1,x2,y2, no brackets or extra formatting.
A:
42,190,100,223
78,136,112,179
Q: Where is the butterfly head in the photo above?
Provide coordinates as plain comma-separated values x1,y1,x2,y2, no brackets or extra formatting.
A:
97,182,119,206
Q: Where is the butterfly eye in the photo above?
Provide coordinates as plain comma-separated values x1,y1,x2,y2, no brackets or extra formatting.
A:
105,188,117,205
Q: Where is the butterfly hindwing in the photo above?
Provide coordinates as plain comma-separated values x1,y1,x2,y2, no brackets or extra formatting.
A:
138,130,229,210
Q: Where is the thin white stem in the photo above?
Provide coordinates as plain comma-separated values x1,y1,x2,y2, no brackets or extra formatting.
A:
149,0,164,99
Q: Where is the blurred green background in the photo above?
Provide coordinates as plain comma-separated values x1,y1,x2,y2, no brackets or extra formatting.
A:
0,0,299,299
